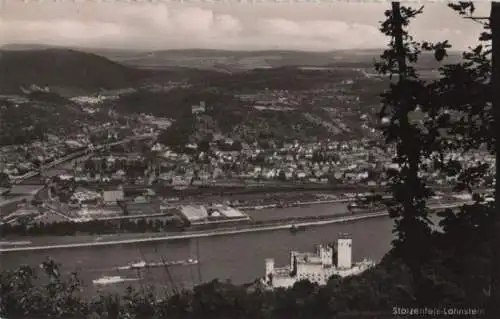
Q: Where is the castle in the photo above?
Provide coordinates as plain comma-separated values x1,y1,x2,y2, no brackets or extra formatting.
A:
263,234,375,289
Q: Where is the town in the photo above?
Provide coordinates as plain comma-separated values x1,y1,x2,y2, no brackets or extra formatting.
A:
0,92,491,233
2,1,498,318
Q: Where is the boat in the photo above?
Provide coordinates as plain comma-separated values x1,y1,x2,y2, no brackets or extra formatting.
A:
116,260,153,270
117,258,198,270
93,276,121,285
182,258,199,265
289,224,306,233
277,200,292,208
347,202,372,214
92,276,138,285
129,261,147,269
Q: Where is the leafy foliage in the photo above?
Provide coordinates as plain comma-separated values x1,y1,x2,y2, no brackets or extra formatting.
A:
374,1,495,310
0,259,88,318
0,217,186,236
375,3,442,304
0,256,413,319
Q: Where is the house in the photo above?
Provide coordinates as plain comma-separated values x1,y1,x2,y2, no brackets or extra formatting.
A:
102,185,124,204
192,101,206,115
296,171,306,179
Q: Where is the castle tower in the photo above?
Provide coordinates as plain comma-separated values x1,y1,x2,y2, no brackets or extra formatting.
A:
290,251,296,269
337,234,352,269
289,251,298,276
319,244,334,267
265,258,274,278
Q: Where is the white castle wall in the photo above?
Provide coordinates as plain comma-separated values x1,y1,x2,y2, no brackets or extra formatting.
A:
264,236,372,289
337,238,352,269
268,262,373,289
272,276,297,288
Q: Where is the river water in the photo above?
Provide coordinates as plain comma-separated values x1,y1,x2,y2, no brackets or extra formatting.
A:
0,203,419,297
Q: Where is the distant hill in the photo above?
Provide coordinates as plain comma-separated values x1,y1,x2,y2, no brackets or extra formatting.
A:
94,48,463,71
0,44,464,73
0,46,465,96
96,49,354,71
0,49,147,94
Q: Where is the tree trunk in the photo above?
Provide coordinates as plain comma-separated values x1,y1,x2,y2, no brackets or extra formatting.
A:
391,1,423,304
490,2,500,318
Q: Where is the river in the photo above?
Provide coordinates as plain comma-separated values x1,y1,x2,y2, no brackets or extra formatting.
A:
0,203,442,297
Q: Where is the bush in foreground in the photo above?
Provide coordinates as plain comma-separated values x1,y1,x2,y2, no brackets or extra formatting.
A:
0,255,414,319
3,249,486,319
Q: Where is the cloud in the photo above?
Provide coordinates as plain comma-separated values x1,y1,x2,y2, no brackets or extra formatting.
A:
255,19,384,49
0,18,129,48
0,3,485,51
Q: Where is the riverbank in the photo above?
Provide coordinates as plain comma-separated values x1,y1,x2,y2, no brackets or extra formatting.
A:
0,211,389,252
0,207,438,299
0,199,471,254
236,198,353,210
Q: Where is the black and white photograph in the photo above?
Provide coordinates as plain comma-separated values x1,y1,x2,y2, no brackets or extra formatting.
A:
0,0,498,318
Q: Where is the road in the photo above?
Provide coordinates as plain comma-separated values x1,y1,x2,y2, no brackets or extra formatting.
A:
0,200,473,253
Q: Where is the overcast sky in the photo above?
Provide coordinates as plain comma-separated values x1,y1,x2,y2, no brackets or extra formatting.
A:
0,1,489,51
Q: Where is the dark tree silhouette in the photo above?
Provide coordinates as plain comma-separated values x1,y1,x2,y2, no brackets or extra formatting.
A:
375,2,440,305
490,2,500,317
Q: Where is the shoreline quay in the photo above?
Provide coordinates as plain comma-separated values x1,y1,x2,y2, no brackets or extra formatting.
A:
1,211,389,253
0,201,471,253
236,198,355,210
